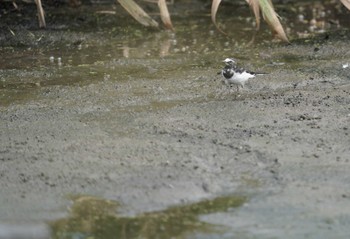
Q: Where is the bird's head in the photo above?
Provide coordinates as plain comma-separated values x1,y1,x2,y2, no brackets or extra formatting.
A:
223,58,236,66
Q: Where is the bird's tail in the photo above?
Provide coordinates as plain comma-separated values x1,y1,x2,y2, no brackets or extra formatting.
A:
254,72,268,75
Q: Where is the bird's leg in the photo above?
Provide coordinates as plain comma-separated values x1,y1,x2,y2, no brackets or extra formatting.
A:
229,84,235,94
223,81,230,94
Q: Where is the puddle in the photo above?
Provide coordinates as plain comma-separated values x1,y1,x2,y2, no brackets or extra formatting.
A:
50,195,246,239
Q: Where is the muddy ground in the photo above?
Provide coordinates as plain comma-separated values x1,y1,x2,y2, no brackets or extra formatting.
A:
1,2,350,239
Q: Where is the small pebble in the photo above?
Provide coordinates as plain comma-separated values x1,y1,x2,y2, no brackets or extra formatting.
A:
297,14,304,22
57,57,62,66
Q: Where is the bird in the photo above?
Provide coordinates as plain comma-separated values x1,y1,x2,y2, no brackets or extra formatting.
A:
220,58,266,92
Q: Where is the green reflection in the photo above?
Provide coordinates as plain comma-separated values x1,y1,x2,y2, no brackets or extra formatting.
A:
51,195,246,239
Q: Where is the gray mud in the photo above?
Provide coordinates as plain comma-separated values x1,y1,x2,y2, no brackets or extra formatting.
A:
1,1,350,238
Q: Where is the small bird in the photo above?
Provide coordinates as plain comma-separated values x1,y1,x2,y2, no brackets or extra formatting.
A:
220,58,266,92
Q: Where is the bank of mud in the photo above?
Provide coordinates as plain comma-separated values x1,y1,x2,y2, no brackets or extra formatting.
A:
1,2,350,238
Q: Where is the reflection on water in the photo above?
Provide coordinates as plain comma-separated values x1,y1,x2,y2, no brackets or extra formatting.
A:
51,195,246,239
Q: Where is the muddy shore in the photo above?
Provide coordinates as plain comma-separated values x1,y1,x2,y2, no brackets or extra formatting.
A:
1,2,350,238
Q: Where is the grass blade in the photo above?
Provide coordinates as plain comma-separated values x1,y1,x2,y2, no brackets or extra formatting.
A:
245,0,260,30
158,0,174,30
34,0,46,28
340,0,350,10
211,0,226,34
259,0,289,42
117,0,159,27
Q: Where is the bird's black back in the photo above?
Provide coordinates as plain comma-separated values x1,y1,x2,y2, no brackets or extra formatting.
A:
221,60,267,79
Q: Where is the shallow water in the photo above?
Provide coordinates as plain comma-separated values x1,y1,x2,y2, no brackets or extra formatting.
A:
1,0,348,107
51,195,246,239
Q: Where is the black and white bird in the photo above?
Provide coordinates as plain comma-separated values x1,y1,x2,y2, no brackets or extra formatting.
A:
220,58,266,91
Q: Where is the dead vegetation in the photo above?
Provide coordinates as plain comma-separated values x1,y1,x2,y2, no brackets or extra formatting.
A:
7,0,350,41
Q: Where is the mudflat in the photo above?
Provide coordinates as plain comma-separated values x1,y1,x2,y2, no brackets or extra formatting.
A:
1,2,350,238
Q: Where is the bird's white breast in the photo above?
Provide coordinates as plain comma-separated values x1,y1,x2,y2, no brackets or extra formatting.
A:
227,71,255,85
